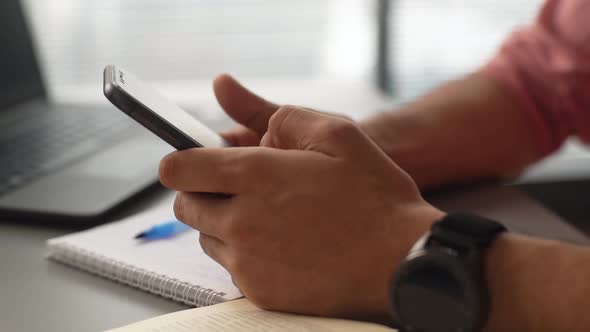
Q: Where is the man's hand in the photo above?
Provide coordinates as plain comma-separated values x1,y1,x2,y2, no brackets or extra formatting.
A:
213,74,351,148
212,74,277,147
159,106,444,320
213,73,540,191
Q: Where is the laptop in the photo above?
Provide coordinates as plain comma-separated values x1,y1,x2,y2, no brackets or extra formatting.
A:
0,0,172,223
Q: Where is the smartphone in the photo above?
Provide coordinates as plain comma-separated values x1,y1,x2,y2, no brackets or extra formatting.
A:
103,65,230,150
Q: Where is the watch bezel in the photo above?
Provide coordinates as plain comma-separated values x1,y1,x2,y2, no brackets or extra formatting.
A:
391,248,486,332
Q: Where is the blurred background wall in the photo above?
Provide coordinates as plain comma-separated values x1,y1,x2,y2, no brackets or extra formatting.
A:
21,0,543,104
393,0,542,99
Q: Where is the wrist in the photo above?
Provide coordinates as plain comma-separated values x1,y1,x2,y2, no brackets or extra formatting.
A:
482,233,519,331
378,203,445,319
391,202,446,268
391,213,509,331
396,203,446,255
359,111,422,159
482,233,542,332
359,110,446,190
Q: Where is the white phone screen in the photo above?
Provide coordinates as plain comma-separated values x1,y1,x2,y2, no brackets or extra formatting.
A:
112,66,227,148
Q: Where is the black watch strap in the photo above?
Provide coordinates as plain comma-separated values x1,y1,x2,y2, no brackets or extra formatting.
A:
391,213,508,332
430,213,507,252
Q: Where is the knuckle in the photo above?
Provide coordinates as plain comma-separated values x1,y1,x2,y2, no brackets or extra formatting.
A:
259,132,273,147
219,151,260,189
218,160,240,181
237,153,259,176
321,118,360,139
268,105,298,133
173,193,186,222
159,153,179,187
218,158,243,189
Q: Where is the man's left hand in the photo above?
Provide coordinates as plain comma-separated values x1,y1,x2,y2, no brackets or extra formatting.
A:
159,106,444,320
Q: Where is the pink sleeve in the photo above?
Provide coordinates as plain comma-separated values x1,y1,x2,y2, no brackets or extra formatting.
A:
481,0,590,157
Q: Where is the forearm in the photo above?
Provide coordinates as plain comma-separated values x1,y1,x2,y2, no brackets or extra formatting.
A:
360,73,541,189
485,233,590,331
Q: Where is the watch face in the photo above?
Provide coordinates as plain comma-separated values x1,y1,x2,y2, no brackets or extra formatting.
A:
391,252,483,332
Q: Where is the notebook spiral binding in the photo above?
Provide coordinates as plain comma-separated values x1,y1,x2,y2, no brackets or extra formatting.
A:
47,242,226,307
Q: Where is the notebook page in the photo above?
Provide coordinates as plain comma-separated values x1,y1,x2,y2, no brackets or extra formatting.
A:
106,298,396,332
47,195,241,300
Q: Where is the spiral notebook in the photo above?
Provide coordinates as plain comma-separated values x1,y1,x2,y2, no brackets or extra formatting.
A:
46,196,242,307
47,186,588,313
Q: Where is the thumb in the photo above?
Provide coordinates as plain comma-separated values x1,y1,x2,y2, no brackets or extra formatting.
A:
213,74,280,134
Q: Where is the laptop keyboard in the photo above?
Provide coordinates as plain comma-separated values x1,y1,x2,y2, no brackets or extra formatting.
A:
0,106,137,196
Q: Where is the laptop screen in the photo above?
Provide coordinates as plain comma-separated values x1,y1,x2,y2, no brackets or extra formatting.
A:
0,0,46,110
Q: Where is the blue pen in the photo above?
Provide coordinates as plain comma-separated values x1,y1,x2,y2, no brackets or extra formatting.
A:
134,220,190,240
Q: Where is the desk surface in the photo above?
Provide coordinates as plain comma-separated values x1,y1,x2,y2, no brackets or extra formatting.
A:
0,190,188,332
2,185,589,332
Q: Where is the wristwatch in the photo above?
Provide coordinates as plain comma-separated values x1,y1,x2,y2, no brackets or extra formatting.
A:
390,213,507,332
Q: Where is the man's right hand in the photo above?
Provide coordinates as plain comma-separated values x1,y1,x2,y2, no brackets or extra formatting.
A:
212,73,540,191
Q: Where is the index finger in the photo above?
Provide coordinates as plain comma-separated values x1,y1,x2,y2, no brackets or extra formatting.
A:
159,147,292,194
